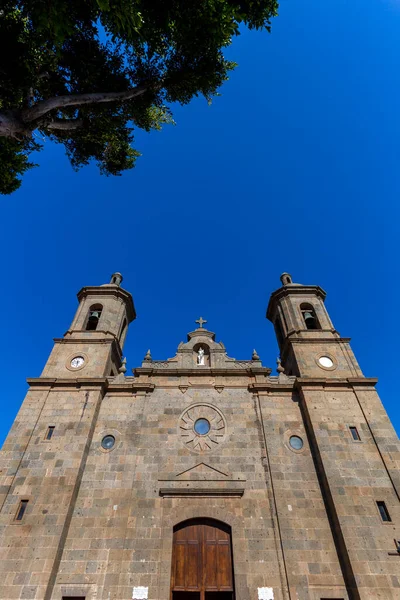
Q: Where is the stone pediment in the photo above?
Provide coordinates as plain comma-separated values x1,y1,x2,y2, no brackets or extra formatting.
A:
175,462,230,480
158,460,246,497
158,461,246,483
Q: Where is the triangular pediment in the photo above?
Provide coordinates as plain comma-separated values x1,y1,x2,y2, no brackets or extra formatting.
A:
175,462,230,480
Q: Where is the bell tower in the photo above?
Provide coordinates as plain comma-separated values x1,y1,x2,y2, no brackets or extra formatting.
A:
267,272,363,378
42,272,136,378
267,273,400,600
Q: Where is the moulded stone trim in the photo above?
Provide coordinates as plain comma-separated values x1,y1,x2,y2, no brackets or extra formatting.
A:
27,377,108,388
77,285,136,321
55,335,115,343
295,377,378,388
159,488,244,497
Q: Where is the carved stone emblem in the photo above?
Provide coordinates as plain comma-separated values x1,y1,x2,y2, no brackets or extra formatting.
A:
179,404,226,453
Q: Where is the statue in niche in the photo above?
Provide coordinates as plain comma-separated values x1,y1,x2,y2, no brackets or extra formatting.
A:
197,347,205,365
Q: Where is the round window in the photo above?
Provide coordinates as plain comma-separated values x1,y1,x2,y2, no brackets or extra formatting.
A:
101,434,116,450
289,435,304,450
318,356,334,368
194,418,210,436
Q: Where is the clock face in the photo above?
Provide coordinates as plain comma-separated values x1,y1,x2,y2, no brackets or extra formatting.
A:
318,356,334,368
70,356,85,369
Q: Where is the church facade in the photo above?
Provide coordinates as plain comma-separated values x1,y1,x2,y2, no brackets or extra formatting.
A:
0,273,399,600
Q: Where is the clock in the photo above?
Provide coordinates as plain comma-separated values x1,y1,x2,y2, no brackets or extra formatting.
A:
70,356,85,369
318,356,333,368
316,355,336,370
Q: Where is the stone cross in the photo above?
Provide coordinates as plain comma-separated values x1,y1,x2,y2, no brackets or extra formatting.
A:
195,317,207,328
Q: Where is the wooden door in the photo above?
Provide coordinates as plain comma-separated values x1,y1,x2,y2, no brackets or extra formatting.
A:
170,519,235,600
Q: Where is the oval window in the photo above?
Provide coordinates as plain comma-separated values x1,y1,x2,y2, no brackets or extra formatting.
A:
194,418,210,436
289,435,304,450
101,434,116,450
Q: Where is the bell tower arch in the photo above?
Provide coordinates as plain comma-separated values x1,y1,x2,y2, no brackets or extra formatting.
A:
267,273,400,600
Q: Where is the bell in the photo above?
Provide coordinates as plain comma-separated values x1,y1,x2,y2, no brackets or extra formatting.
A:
304,311,317,330
90,311,100,319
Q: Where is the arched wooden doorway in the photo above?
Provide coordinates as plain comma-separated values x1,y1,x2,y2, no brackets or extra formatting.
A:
170,518,235,600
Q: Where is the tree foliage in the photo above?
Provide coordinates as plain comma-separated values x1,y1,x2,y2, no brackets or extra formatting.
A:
0,0,278,194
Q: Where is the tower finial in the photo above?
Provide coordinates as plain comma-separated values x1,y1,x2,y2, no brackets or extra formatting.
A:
144,349,152,362
277,357,285,374
110,272,123,286
280,272,292,286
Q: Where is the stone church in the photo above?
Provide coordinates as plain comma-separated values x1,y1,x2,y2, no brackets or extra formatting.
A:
0,272,399,600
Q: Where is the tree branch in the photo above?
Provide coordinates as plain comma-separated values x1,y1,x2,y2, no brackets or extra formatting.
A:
46,118,84,131
0,110,28,139
21,83,152,123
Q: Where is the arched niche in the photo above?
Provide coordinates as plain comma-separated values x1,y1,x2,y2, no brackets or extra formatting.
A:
193,343,210,367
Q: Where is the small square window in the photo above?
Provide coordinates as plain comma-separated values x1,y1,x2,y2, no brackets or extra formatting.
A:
377,501,391,522
349,426,361,441
45,426,55,440
15,499,28,521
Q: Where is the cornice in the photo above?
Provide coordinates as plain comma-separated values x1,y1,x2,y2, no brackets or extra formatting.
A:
27,375,377,393
77,285,136,322
267,284,327,320
249,376,378,393
133,366,272,377
55,334,114,344
53,335,123,360
26,377,155,393
186,329,216,342
285,335,350,343
346,377,378,385
159,488,244,498
248,380,296,392
27,377,108,388
279,335,350,362
295,377,378,389
107,381,155,393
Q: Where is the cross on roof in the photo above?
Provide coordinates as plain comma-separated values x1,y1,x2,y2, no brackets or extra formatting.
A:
195,316,207,329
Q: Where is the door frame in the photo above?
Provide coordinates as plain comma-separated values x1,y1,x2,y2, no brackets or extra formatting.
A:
170,518,236,600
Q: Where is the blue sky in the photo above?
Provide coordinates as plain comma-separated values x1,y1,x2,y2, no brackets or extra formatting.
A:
1,0,400,444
